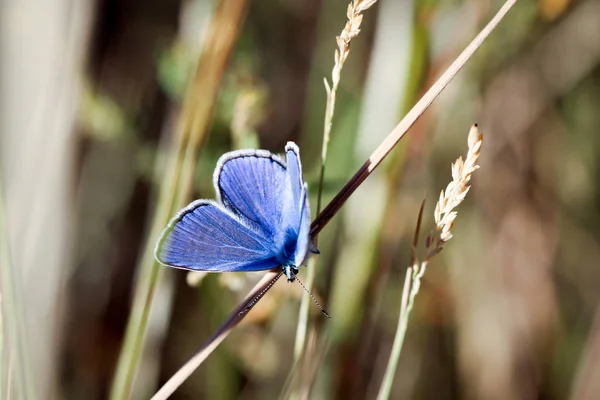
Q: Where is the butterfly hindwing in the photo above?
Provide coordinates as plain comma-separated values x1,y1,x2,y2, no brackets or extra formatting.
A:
281,143,311,266
285,142,304,212
292,184,311,266
155,200,280,272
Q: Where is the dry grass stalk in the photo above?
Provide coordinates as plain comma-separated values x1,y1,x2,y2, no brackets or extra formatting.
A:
294,0,381,392
319,0,379,205
378,125,483,400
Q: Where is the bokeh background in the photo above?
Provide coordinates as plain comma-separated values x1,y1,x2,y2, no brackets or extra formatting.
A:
2,0,600,399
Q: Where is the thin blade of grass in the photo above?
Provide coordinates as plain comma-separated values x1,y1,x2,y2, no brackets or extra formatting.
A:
376,199,424,400
409,197,426,267
293,0,381,380
0,179,35,400
376,266,413,400
293,256,317,361
376,124,483,399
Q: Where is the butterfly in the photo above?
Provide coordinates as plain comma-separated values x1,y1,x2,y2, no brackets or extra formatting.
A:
155,142,329,316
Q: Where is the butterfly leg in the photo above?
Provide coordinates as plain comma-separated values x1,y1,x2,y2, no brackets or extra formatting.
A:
309,242,320,254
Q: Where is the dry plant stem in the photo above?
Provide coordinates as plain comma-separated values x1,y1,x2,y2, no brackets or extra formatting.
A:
376,262,426,400
150,271,280,400
5,355,12,400
310,0,517,238
293,257,317,360
295,0,380,367
154,0,512,395
377,125,483,400
110,1,249,399
317,0,379,212
0,182,35,400
377,200,427,400
410,198,427,267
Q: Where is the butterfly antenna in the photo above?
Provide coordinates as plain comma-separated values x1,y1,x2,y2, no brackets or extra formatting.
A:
294,275,332,318
239,271,284,316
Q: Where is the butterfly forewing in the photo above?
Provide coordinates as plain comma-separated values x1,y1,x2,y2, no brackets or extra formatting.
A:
155,201,280,272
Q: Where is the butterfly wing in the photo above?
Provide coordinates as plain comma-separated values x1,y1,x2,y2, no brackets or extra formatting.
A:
282,143,311,266
284,142,303,211
291,183,311,266
155,200,280,272
215,149,287,238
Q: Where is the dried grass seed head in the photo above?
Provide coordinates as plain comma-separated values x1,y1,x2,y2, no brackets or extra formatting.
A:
332,0,379,87
433,124,483,242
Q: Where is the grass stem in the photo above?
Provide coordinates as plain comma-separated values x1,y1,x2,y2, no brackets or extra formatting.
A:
293,0,380,375
0,179,35,400
376,125,483,399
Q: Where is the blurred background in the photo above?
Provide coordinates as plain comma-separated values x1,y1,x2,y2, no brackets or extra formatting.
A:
1,0,600,399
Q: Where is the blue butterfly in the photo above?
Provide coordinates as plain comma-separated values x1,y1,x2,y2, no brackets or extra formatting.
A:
155,142,328,315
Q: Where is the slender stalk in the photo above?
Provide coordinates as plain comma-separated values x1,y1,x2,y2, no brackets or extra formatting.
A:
0,296,3,397
294,0,380,369
109,1,249,398
0,180,35,400
376,125,483,399
376,262,426,400
376,199,426,400
293,257,317,361
409,199,427,268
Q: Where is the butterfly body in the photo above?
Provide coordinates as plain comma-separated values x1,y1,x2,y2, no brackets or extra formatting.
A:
155,142,311,283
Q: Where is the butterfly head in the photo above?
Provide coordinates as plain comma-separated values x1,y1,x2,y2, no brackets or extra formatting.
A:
283,265,299,282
